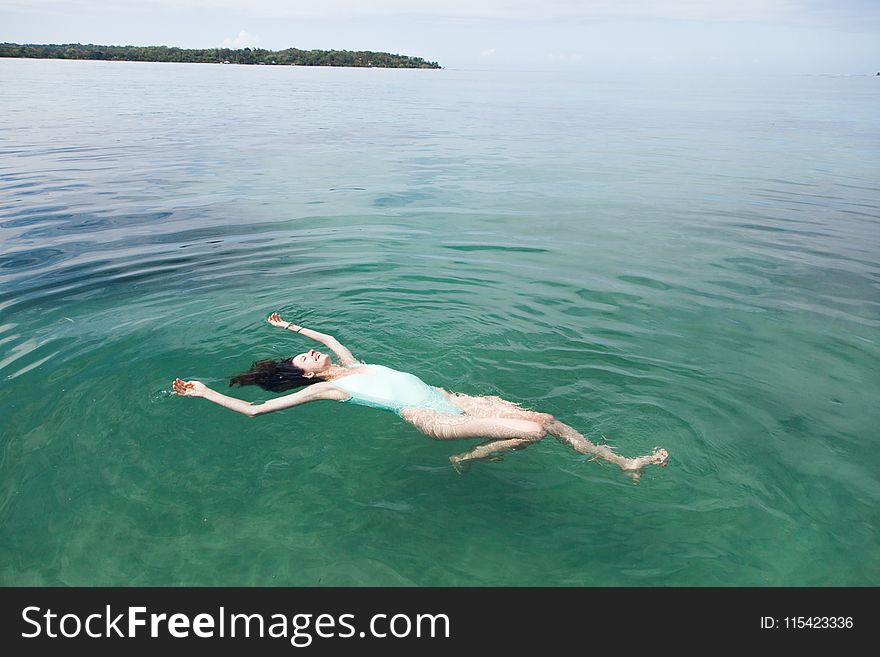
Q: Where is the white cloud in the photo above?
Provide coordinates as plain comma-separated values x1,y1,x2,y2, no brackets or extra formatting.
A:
648,54,677,64
0,0,804,23
546,51,583,62
221,29,260,47
179,1,795,22
480,48,496,57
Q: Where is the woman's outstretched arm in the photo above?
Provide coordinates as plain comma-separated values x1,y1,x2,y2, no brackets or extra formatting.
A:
267,312,359,366
172,378,346,417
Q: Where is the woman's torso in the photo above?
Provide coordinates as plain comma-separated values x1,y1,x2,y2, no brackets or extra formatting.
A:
328,364,463,416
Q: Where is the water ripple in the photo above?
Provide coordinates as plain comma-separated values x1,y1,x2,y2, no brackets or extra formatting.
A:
1,62,878,586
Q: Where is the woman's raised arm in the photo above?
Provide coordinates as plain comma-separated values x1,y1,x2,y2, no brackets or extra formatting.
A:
172,378,346,417
267,312,359,366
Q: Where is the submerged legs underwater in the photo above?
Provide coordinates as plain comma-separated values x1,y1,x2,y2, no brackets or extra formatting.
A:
403,391,669,480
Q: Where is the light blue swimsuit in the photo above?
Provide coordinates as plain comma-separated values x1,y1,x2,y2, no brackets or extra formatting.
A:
331,364,463,417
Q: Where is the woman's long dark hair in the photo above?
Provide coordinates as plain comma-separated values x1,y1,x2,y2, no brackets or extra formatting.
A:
229,358,319,393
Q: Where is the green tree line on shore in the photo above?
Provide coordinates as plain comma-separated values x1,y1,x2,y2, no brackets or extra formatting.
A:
0,43,441,69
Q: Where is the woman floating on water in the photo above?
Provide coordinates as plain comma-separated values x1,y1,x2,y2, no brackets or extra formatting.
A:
173,313,669,479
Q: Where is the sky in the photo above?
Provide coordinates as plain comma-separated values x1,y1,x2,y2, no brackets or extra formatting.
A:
1,0,878,73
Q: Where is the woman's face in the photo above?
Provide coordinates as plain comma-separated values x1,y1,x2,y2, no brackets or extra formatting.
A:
292,349,332,376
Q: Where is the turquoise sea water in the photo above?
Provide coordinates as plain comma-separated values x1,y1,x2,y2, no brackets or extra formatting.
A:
1,59,878,586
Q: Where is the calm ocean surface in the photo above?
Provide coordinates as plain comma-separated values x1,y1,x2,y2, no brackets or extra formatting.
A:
1,59,878,586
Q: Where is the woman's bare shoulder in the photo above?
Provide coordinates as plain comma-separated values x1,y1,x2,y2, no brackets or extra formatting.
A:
336,354,364,368
333,363,374,376
308,381,351,401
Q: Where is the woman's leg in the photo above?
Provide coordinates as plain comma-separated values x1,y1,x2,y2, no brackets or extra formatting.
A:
400,407,548,472
402,404,669,479
448,438,535,473
545,420,669,480
434,389,554,424
446,421,669,477
400,408,547,441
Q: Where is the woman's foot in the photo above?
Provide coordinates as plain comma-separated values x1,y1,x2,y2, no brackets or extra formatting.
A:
449,454,471,474
449,451,506,474
622,448,669,481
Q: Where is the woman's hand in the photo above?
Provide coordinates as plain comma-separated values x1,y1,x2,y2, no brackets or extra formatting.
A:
267,312,290,329
172,378,208,397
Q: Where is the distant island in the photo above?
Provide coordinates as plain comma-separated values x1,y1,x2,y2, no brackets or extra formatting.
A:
0,43,441,69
